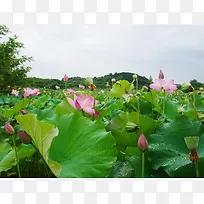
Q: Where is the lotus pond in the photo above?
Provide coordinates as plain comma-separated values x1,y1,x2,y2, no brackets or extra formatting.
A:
0,74,204,178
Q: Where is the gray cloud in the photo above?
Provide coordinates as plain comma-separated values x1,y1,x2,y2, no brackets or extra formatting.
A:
5,25,204,83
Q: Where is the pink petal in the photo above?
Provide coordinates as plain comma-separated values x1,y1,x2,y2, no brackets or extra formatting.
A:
75,99,82,110
83,107,94,115
67,97,77,109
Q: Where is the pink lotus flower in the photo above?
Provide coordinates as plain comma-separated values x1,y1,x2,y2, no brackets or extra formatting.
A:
163,80,178,95
159,70,164,79
11,89,19,96
149,78,165,92
55,86,60,90
149,79,177,95
23,88,41,98
63,74,68,82
32,88,41,96
67,88,75,94
23,88,33,98
137,133,148,152
79,84,85,89
67,94,100,117
13,85,17,89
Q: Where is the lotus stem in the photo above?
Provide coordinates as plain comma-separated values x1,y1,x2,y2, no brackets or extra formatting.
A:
12,135,21,178
142,151,145,178
195,160,199,178
137,97,141,127
193,91,197,120
31,142,50,177
163,90,166,117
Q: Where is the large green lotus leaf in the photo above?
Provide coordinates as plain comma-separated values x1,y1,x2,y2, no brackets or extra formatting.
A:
108,160,134,178
0,142,35,173
55,98,76,115
15,114,62,177
185,95,204,113
3,98,29,118
49,112,117,178
126,97,153,117
97,98,123,119
0,96,10,105
110,80,134,98
32,95,51,107
106,112,155,147
30,107,59,125
148,116,204,177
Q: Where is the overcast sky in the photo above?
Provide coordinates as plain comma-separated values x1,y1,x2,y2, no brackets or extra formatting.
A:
6,25,204,83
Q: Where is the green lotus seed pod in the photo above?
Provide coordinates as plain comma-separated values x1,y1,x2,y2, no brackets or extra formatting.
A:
181,82,193,93
184,136,199,150
126,122,138,133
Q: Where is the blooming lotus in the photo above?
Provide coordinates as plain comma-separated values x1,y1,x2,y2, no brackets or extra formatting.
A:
67,88,75,94
79,84,85,89
11,89,19,96
163,80,178,95
32,88,41,96
55,86,60,90
67,94,100,116
23,88,41,98
149,79,177,95
149,78,165,92
63,74,68,82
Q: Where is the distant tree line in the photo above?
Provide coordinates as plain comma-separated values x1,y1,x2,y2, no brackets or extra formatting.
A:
13,72,151,89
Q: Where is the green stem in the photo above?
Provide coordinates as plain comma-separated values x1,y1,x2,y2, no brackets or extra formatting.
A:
31,142,50,177
65,81,68,90
136,79,139,91
193,91,197,120
195,160,199,178
163,90,166,117
142,151,145,178
150,90,154,118
137,97,141,127
82,110,86,117
12,135,21,178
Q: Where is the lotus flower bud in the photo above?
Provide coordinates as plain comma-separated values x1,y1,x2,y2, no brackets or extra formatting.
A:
21,110,27,115
158,70,164,79
18,131,32,144
137,133,148,151
149,75,153,83
133,74,138,81
63,74,68,82
5,122,15,135
126,122,139,133
111,78,116,83
116,81,121,86
142,86,148,92
184,136,199,151
84,77,93,86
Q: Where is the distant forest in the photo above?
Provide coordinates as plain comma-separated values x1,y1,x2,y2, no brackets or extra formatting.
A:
14,72,204,90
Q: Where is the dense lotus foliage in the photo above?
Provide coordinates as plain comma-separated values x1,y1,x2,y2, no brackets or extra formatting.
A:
0,71,204,178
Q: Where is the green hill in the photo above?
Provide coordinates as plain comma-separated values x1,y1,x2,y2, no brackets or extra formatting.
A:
16,72,150,89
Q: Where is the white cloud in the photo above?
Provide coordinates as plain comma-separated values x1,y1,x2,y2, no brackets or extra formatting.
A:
5,25,204,83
